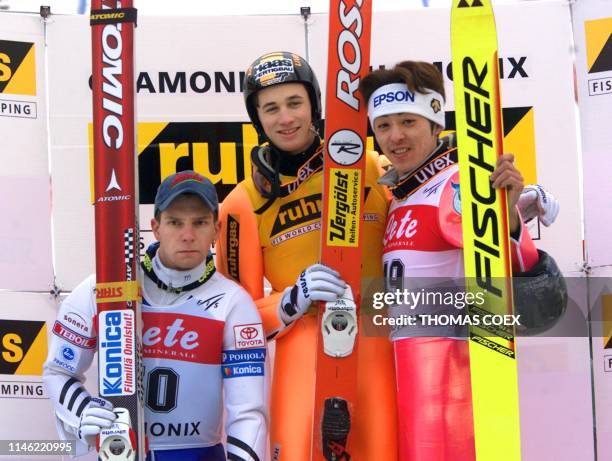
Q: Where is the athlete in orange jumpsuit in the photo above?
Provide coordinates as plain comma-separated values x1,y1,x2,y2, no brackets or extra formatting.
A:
216,52,398,460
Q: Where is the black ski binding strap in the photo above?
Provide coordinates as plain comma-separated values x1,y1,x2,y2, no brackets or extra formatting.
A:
90,7,138,26
322,397,351,461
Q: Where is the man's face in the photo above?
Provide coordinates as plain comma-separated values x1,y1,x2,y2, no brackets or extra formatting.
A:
372,112,441,176
151,195,219,271
256,82,316,154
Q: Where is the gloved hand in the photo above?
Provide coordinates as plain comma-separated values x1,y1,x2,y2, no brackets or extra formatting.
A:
517,184,560,227
78,397,116,446
279,264,347,325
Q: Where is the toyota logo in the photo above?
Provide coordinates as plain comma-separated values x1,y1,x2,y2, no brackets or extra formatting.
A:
240,327,259,340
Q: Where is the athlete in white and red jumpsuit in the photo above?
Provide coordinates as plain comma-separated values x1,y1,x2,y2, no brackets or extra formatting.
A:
381,139,537,460
43,172,268,461
361,61,563,460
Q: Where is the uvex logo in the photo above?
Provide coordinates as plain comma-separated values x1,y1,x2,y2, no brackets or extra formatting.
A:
142,313,224,364
383,208,419,246
271,194,321,236
414,152,454,184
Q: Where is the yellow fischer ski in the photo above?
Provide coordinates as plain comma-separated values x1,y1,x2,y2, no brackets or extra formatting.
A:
451,0,522,460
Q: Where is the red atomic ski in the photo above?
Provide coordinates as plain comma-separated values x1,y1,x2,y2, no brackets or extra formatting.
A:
90,1,146,460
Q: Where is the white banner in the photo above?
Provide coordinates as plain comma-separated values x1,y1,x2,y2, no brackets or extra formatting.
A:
0,13,53,292
572,3,612,455
572,0,612,267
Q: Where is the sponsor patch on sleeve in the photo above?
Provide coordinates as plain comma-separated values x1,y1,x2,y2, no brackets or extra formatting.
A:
222,362,265,379
52,345,79,373
222,348,266,365
233,323,265,350
53,321,97,349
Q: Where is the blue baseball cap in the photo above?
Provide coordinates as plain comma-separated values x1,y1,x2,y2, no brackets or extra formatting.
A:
154,170,219,216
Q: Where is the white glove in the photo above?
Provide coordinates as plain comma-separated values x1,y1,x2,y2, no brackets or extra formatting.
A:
518,184,560,227
279,264,347,325
78,397,116,446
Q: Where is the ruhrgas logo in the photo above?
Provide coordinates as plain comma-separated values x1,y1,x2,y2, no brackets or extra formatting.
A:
98,310,135,396
271,194,321,236
227,215,240,280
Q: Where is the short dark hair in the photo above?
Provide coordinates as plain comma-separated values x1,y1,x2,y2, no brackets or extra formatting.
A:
359,61,445,108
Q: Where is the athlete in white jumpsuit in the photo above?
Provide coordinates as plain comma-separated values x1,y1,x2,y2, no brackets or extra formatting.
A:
43,171,268,461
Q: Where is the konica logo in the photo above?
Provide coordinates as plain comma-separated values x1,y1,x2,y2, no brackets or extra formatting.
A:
98,310,135,396
373,90,415,108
